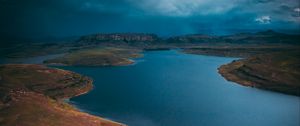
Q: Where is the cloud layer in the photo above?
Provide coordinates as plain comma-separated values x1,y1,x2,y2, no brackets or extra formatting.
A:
255,16,271,24
0,0,299,40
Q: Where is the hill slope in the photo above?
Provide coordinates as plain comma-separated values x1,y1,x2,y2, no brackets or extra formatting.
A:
0,64,125,126
218,51,300,96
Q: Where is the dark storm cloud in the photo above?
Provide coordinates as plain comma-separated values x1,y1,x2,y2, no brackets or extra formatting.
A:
280,5,292,11
0,0,299,41
0,0,132,40
254,0,276,3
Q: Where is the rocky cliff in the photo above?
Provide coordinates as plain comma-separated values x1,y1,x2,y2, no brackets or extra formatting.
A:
78,33,159,43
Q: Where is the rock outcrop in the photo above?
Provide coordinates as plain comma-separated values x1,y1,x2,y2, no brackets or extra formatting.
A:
78,33,159,43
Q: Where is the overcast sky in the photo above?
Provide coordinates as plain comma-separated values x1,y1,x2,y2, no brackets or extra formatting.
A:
0,0,299,40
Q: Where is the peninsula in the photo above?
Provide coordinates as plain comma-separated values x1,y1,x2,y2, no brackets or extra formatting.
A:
0,64,125,126
218,51,300,96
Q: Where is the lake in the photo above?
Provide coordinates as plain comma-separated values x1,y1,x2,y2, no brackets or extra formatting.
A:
0,54,65,64
57,50,300,126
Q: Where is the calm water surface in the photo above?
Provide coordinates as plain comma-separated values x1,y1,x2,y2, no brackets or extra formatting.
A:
0,54,64,64
58,50,300,126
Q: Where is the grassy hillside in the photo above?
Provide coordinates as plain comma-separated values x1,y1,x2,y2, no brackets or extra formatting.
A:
218,51,300,96
0,64,125,126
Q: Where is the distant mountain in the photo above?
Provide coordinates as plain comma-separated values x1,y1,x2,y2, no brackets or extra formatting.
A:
220,30,300,45
166,34,218,44
77,33,160,43
74,30,300,46
167,30,300,45
2,30,299,58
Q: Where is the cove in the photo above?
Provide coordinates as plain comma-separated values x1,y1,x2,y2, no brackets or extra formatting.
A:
57,50,300,126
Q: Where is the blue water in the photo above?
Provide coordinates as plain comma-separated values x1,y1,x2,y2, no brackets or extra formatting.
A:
58,50,300,126
0,54,65,64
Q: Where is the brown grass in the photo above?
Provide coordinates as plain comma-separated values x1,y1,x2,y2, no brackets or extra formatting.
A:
0,64,126,126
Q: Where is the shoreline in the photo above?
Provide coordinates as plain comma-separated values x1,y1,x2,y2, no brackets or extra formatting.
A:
0,64,127,126
51,67,127,126
217,52,300,96
1,49,299,126
62,82,127,126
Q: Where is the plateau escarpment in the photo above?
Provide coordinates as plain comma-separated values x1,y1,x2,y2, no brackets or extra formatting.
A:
0,64,125,126
79,33,159,42
75,33,161,48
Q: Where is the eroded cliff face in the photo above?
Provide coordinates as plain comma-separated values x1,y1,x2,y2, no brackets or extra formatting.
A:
218,51,300,96
78,33,159,43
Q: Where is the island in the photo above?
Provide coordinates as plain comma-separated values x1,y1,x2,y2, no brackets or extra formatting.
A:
0,64,125,126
